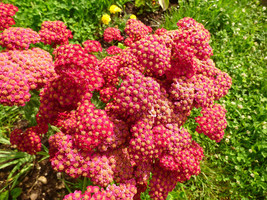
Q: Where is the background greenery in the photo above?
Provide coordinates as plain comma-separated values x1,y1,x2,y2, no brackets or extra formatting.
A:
163,0,266,199
2,0,131,42
0,0,266,199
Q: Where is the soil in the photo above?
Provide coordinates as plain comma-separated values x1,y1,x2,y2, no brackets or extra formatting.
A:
0,1,178,200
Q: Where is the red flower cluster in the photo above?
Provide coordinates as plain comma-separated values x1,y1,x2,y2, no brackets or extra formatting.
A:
0,2,18,31
12,17,232,200
74,100,114,152
82,39,102,53
106,45,122,55
49,132,90,178
10,127,42,155
124,37,134,46
105,70,161,122
0,27,40,50
196,104,227,142
39,21,73,47
0,48,55,106
53,44,100,76
124,19,152,42
99,85,117,103
169,77,195,114
63,180,137,200
103,27,124,43
129,34,171,77
155,28,168,36
98,56,120,86
37,44,103,125
176,17,212,60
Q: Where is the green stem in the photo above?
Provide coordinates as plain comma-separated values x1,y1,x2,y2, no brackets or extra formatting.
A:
82,177,87,192
62,174,72,194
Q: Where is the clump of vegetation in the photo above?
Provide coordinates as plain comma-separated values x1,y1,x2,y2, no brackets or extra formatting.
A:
0,0,266,199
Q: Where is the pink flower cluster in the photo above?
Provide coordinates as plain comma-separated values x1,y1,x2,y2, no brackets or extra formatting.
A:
0,27,40,50
82,39,102,53
155,28,168,36
36,45,103,125
124,19,152,43
99,85,117,103
103,27,124,43
63,180,137,200
129,34,171,77
0,2,18,31
195,104,227,142
0,48,55,106
106,45,122,55
98,56,120,87
39,21,73,47
10,17,232,199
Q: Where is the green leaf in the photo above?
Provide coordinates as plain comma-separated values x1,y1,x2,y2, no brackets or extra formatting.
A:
135,0,146,8
50,126,61,133
10,188,22,200
0,159,19,170
0,190,9,200
158,0,169,11
10,163,33,190
0,137,10,145
118,42,126,49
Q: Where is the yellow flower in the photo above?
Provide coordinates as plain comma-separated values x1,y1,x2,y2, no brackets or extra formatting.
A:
109,5,122,14
130,14,137,19
101,14,111,25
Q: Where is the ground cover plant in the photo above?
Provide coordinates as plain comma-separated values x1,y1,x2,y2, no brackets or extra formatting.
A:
0,0,266,199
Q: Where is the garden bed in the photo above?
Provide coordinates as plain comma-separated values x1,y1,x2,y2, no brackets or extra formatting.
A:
0,0,266,200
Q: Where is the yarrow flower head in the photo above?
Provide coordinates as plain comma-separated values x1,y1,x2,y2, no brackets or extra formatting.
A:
101,14,111,25
53,44,100,75
38,21,73,47
195,104,227,142
82,39,102,53
98,56,120,86
109,5,122,14
155,28,168,36
124,19,152,42
106,46,122,55
0,2,18,31
10,127,42,155
63,181,137,200
130,34,171,77
0,48,55,106
103,27,124,43
0,27,40,50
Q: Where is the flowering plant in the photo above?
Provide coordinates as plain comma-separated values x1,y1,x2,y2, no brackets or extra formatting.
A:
109,5,122,14
1,13,232,199
0,2,18,31
101,14,111,25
